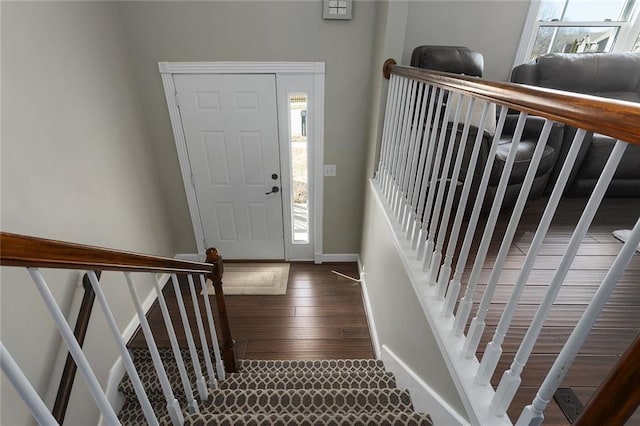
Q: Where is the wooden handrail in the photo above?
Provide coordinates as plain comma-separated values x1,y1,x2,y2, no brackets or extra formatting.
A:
383,60,640,146
0,232,213,274
574,332,640,426
1,232,237,376
52,271,100,424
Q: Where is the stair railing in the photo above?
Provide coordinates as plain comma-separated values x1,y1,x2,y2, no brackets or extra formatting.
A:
0,232,235,425
378,60,640,425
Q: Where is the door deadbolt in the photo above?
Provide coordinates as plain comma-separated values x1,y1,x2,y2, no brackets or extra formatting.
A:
265,186,280,195
271,173,279,180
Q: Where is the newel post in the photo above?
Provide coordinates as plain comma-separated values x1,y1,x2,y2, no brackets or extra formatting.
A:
205,248,238,373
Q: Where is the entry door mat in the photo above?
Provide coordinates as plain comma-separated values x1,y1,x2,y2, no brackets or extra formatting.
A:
612,229,640,253
205,263,290,295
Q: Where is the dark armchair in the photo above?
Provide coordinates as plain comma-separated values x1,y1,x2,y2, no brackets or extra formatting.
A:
411,46,564,207
511,52,640,197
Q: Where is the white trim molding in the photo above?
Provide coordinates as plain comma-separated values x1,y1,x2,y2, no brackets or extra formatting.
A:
159,61,325,261
358,271,381,358
319,253,359,262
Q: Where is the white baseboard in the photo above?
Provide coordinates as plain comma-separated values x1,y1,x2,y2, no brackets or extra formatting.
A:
100,273,171,425
381,345,470,426
320,253,359,262
358,270,380,359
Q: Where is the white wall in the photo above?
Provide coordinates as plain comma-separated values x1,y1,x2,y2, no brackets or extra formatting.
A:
115,1,379,255
1,2,174,424
402,1,530,81
359,183,468,420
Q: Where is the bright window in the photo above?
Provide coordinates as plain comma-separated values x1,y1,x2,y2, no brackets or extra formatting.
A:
515,0,640,65
288,93,309,244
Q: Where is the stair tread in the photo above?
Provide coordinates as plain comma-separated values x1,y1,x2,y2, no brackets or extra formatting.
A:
203,388,415,414
237,359,386,373
120,363,395,397
180,412,434,425
117,354,430,425
221,370,397,390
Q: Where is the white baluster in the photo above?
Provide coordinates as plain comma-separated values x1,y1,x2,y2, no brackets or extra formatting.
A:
479,129,586,389
1,341,59,425
429,97,476,290
442,106,508,318
435,102,491,302
393,80,417,219
491,140,627,417
27,268,120,425
383,76,404,199
187,274,218,390
199,275,225,381
418,90,455,266
454,111,528,338
148,274,199,413
464,120,552,360
388,77,410,204
517,214,640,426
170,274,208,401
407,84,436,243
401,81,426,232
422,93,463,274
124,272,183,426
86,271,161,423
411,86,440,249
376,75,398,185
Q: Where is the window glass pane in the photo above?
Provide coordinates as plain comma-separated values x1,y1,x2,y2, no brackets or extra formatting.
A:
634,33,640,51
538,0,631,22
530,25,618,60
562,0,628,21
289,94,309,244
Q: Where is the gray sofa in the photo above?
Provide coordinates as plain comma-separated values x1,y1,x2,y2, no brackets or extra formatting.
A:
511,52,640,196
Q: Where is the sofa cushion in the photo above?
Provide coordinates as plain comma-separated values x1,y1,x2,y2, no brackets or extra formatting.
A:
535,52,640,95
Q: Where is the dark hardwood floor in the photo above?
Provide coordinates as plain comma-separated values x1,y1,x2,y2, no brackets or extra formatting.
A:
128,262,374,360
128,198,639,425
466,197,640,425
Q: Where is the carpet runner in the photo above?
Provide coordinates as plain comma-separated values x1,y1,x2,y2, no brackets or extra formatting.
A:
118,349,433,425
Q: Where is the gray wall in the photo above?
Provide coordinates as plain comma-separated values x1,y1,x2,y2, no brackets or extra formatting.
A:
116,1,380,254
402,1,530,80
1,2,174,424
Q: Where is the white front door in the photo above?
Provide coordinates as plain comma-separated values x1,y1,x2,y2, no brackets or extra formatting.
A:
174,74,284,259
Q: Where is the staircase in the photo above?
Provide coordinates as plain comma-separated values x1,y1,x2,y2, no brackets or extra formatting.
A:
117,349,433,425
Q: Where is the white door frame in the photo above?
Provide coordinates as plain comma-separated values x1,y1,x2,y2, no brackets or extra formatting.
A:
159,61,325,261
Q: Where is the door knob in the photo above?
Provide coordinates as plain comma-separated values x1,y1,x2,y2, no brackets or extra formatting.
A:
265,186,280,195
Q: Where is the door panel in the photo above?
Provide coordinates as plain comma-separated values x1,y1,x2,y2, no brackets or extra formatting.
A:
175,74,284,259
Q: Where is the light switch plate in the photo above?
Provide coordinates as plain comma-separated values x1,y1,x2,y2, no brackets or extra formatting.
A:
323,0,352,20
324,164,337,176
